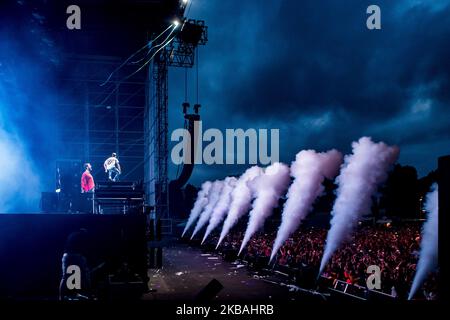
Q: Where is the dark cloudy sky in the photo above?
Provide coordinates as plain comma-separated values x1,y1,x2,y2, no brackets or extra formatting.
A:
168,0,450,185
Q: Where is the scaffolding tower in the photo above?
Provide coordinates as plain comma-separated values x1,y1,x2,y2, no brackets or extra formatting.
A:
145,19,208,230
57,54,147,182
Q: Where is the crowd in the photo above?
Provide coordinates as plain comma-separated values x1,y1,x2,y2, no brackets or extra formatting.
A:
206,223,438,300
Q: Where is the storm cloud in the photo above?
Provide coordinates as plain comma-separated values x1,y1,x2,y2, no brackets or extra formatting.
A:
169,0,450,184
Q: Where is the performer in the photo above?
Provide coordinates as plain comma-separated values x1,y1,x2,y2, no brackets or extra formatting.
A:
104,153,121,182
81,163,95,193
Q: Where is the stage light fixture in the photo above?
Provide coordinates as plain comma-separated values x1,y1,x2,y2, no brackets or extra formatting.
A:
173,20,180,28
179,20,204,45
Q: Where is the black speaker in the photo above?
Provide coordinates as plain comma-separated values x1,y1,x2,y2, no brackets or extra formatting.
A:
155,219,162,241
74,193,94,213
195,279,223,301
56,160,82,196
41,192,58,212
295,265,316,289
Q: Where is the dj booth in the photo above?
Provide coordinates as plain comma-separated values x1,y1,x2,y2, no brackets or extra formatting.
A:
93,181,145,215
41,181,145,215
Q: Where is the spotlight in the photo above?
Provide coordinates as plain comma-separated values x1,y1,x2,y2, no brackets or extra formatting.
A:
173,20,180,28
182,0,189,4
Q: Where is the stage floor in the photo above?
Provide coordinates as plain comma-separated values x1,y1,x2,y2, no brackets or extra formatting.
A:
143,243,291,301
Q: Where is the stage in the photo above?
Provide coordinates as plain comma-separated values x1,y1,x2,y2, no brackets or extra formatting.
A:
144,242,293,301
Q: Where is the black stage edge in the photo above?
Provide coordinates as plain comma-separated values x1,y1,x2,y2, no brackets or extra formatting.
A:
0,213,148,300
438,155,450,302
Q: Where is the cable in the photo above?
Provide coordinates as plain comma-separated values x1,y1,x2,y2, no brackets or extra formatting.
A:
185,67,188,102
96,32,176,108
100,24,173,87
131,26,177,65
122,34,176,82
196,46,199,104
99,43,148,87
150,24,175,45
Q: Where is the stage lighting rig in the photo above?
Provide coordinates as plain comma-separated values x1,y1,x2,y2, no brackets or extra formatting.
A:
179,20,206,45
146,12,208,225
164,19,208,68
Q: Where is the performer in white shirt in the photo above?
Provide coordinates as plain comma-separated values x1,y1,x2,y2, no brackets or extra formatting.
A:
103,153,121,182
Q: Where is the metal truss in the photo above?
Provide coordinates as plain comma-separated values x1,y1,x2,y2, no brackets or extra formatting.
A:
145,54,169,220
56,54,146,182
144,19,208,226
165,20,208,68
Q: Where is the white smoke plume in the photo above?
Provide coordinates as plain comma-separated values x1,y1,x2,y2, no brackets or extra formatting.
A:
270,149,343,262
239,162,291,255
202,177,237,244
182,181,213,237
0,130,41,212
319,137,399,274
191,180,224,239
217,166,263,248
408,184,439,300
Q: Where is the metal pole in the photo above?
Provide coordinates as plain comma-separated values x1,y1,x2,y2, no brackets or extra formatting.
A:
115,83,119,155
84,81,90,161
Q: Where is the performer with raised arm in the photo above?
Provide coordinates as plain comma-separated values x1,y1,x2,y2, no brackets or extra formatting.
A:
104,153,121,182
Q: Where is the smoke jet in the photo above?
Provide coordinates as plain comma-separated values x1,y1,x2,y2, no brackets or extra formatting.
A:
408,184,438,300
270,149,343,262
202,177,237,244
238,162,291,255
217,166,263,248
319,137,399,274
182,181,213,237
191,180,224,239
